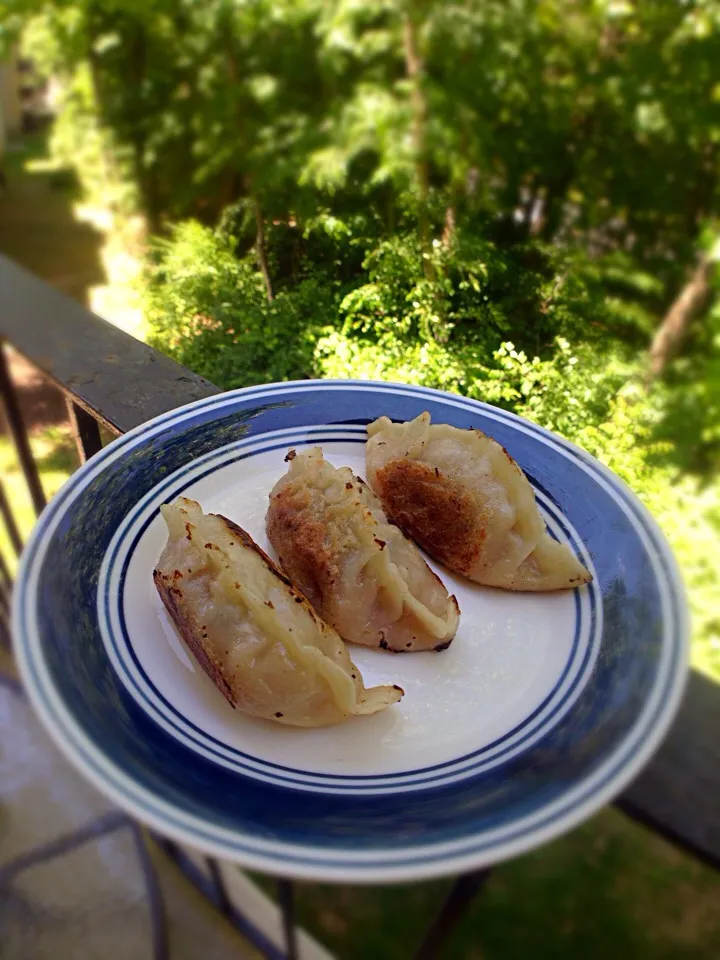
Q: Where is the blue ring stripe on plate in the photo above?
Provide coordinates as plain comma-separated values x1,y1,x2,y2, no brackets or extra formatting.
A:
101,422,595,774
18,386,680,800
14,381,687,875
20,567,678,869
102,430,598,790
100,422,597,772
19,584,681,871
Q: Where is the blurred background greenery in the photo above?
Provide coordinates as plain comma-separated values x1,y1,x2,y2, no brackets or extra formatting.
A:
1,1,719,956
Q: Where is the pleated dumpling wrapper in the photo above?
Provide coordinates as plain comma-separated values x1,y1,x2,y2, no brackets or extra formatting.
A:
366,413,592,592
266,448,459,653
153,498,403,727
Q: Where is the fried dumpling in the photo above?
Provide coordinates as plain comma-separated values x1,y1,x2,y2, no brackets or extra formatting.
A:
266,449,459,653
154,497,403,727
366,413,592,592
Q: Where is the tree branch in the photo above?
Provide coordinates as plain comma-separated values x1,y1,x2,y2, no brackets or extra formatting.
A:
254,194,274,302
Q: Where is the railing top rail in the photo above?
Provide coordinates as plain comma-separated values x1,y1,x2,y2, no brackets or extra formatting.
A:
0,254,219,434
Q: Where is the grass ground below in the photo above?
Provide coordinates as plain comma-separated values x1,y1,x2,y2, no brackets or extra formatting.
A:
252,808,720,959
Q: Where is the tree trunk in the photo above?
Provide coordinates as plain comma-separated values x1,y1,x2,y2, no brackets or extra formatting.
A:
403,14,433,277
648,255,715,379
386,187,396,235
225,20,272,302
442,204,456,247
128,20,162,232
254,194,274,302
84,6,119,207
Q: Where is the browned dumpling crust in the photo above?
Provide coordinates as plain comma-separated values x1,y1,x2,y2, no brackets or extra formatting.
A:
266,448,459,653
154,497,403,726
366,413,592,592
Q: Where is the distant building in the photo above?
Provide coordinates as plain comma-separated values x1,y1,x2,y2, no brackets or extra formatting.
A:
0,48,51,162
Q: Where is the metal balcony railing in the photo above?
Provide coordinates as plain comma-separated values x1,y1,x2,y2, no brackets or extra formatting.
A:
1,252,719,959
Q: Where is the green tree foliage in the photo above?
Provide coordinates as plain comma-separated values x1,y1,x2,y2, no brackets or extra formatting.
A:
144,219,342,388
3,0,719,675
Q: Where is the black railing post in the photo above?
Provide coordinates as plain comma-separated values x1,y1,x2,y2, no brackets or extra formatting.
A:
0,343,46,516
0,480,23,556
66,397,103,462
0,548,12,651
205,857,233,918
412,869,491,960
277,879,298,960
130,825,170,960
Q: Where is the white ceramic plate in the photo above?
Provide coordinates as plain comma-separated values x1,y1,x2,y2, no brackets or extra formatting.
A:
13,381,688,881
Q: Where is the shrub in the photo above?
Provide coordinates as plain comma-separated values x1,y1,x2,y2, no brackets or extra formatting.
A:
144,221,340,388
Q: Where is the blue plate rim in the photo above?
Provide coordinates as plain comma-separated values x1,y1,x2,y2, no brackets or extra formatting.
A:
12,379,690,882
